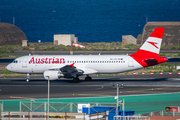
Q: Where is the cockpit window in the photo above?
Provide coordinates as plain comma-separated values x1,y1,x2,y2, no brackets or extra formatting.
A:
13,60,18,63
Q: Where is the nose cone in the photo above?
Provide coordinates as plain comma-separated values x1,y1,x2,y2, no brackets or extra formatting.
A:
6,64,12,71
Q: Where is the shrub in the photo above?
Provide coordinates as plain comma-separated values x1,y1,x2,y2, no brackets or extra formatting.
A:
0,70,13,74
0,54,9,58
0,47,8,53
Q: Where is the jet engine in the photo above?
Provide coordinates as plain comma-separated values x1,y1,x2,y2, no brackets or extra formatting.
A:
43,70,63,80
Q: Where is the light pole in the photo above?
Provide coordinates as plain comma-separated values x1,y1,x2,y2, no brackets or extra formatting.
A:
116,84,119,116
112,83,123,118
47,76,50,120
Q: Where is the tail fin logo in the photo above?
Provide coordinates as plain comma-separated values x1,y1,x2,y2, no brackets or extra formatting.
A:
147,41,159,49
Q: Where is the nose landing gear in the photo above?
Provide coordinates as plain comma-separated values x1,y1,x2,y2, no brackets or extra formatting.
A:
26,73,30,82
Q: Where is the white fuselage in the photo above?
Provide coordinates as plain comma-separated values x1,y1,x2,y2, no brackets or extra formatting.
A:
6,55,142,74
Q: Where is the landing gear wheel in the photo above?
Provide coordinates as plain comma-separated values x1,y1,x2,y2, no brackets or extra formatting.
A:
85,77,92,81
26,73,30,82
73,78,80,83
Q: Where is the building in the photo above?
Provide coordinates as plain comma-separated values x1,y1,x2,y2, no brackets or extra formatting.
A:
54,34,78,46
122,35,137,45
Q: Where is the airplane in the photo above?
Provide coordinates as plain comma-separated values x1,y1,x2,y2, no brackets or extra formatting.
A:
6,27,167,83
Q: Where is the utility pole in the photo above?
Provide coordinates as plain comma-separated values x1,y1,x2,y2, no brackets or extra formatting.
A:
47,77,50,120
116,84,119,116
113,83,124,118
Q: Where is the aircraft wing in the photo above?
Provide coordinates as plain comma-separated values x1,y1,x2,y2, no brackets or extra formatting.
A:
59,64,83,78
49,63,98,78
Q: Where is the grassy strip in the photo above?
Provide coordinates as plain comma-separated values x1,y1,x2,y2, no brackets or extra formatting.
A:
1,53,180,59
0,69,13,74
2,42,180,54
2,42,180,53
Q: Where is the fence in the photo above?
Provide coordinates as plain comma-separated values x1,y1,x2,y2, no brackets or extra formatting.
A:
114,115,150,120
0,104,2,118
114,110,180,120
1,111,108,120
20,102,117,112
137,110,180,117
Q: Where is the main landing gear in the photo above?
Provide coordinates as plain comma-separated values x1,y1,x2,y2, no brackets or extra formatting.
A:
72,75,92,83
85,75,92,81
73,77,80,83
26,73,30,82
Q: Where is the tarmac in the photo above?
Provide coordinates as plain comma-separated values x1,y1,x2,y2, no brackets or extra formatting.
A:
0,73,180,100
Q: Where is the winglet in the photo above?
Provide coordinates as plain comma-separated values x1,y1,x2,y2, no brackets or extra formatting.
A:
70,63,75,68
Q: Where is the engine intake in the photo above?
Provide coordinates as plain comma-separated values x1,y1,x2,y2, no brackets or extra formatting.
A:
43,70,63,80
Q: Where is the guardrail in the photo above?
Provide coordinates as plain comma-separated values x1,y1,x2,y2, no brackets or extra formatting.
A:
114,115,150,120
1,111,108,120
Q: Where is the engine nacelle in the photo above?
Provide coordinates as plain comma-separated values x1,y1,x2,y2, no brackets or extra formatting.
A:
43,70,63,80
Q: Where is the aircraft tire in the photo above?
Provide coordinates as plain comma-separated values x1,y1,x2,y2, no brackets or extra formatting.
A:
85,77,92,81
73,78,80,83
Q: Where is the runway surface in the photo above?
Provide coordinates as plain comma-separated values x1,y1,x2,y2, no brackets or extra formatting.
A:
0,73,180,100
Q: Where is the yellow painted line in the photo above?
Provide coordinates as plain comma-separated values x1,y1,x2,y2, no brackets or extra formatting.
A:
77,94,96,96
9,96,35,99
126,87,169,93
97,86,104,90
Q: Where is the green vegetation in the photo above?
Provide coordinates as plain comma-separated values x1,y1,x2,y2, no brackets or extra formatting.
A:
0,69,13,74
2,42,180,53
3,75,10,77
0,45,19,53
122,44,140,50
0,54,9,58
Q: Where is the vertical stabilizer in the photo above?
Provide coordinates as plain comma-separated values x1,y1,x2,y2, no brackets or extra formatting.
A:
133,27,165,56
130,27,167,67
